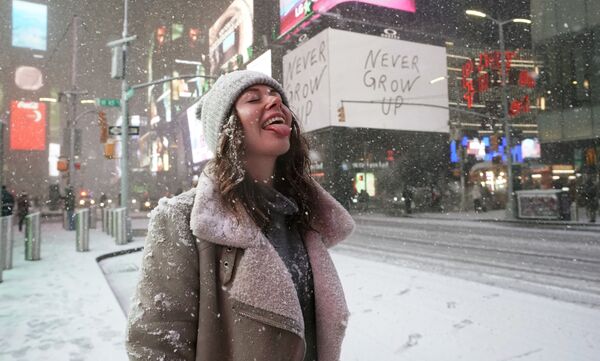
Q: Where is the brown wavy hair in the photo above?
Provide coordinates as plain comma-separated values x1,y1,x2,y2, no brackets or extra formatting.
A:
210,111,318,235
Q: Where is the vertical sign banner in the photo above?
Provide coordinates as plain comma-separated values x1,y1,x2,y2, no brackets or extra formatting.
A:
282,30,331,132
12,0,48,51
10,101,47,151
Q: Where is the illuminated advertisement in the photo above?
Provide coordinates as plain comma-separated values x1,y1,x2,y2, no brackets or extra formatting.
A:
209,0,254,74
280,0,416,35
246,50,272,77
15,66,43,91
48,143,60,177
10,100,46,151
186,101,214,164
12,0,47,51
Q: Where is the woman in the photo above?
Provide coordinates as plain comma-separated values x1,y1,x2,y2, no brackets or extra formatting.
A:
126,70,355,361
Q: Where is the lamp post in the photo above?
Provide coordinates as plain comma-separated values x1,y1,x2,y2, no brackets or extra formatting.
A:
465,10,531,219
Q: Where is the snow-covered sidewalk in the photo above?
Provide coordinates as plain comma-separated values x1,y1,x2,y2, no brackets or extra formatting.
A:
0,222,144,361
2,221,600,361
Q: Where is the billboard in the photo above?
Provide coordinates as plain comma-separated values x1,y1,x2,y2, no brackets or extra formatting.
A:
209,0,254,74
280,0,416,35
246,50,272,77
186,101,214,164
10,100,47,151
12,0,47,51
282,29,448,133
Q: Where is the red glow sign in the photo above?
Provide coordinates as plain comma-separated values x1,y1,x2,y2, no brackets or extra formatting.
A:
279,0,416,35
10,100,46,151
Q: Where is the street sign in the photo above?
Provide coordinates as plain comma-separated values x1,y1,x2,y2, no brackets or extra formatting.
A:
108,126,140,136
126,88,135,101
96,98,121,107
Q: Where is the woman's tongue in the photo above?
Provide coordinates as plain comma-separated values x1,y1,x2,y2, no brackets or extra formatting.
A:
264,123,291,137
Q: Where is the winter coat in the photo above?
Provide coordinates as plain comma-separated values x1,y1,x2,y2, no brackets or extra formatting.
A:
126,170,356,361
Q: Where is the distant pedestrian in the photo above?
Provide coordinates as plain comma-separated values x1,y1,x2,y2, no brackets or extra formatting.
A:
582,178,598,223
63,186,76,230
1,185,15,216
472,184,486,212
17,192,30,232
402,186,413,214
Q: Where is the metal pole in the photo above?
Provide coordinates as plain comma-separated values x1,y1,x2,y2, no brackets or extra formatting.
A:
0,112,6,215
120,0,130,237
498,22,515,219
458,126,466,211
68,16,79,191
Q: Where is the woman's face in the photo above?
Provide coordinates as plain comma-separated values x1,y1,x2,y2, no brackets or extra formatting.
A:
234,84,293,158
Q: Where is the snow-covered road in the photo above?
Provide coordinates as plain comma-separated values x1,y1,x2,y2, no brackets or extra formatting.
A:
348,215,600,307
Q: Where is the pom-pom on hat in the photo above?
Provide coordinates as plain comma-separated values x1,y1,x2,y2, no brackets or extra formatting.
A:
196,70,289,153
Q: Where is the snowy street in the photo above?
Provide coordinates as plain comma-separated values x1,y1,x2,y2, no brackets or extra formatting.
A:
348,213,600,307
1,216,599,360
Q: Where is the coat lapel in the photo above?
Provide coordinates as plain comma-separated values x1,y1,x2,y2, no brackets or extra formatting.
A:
190,169,355,360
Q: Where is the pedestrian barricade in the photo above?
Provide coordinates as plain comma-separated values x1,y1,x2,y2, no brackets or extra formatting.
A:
25,212,41,261
1,215,14,270
75,209,90,252
110,209,117,237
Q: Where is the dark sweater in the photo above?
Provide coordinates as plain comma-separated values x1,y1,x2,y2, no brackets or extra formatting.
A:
259,185,318,361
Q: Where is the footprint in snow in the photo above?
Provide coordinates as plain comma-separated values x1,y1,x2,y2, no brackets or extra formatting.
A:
453,319,473,329
397,289,410,296
484,293,500,299
447,301,457,309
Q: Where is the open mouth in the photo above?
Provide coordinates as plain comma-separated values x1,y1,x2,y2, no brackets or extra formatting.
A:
262,116,292,137
262,116,286,129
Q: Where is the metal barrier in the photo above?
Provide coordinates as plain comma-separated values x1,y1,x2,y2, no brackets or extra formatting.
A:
25,212,41,261
75,209,90,252
110,209,116,237
1,215,14,270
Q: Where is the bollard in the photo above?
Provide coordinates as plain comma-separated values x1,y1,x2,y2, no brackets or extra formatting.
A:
1,215,14,270
0,216,12,282
63,211,69,230
102,208,108,233
75,209,90,252
24,212,41,261
110,209,116,237
114,208,127,245
89,206,97,229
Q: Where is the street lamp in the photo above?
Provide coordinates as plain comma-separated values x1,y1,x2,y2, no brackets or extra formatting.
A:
465,9,531,219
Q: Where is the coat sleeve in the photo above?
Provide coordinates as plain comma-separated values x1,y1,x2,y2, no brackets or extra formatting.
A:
126,202,199,361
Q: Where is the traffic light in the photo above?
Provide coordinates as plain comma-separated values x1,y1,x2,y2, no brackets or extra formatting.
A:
337,105,345,122
104,139,116,159
98,111,108,143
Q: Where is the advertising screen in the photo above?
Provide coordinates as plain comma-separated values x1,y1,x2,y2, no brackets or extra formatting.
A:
12,0,47,51
246,50,272,77
10,100,46,151
209,0,254,74
187,101,214,164
280,0,416,35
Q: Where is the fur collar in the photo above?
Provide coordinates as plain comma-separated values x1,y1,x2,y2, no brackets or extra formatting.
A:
190,169,355,250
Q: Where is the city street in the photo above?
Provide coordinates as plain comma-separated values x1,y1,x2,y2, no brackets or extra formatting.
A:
347,214,600,307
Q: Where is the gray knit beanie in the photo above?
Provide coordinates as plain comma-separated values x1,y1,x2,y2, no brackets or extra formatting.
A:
196,70,289,153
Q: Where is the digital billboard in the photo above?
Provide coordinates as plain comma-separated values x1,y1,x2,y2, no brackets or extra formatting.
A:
209,0,254,74
10,100,47,151
280,0,416,35
186,101,214,164
12,0,47,51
